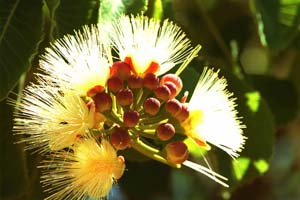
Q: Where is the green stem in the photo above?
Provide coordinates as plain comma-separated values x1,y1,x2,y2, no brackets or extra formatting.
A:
131,128,157,139
136,89,151,112
131,138,180,168
138,118,168,129
139,113,167,124
133,88,143,110
105,111,123,126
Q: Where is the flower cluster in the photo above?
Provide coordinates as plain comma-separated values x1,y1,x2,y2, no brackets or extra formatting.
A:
13,15,246,199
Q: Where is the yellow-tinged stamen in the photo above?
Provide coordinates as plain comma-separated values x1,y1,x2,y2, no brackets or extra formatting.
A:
40,138,125,199
181,110,211,150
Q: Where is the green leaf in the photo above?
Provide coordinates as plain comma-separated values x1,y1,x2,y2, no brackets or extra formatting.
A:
123,0,149,15
0,0,44,100
53,0,99,37
232,157,251,180
254,0,300,51
253,159,269,174
151,0,163,20
98,0,125,22
177,65,201,102
247,75,299,125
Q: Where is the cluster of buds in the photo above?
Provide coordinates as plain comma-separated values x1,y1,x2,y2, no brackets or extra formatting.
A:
13,15,246,199
90,60,190,165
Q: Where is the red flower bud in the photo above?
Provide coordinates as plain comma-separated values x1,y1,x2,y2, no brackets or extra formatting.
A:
143,73,159,90
116,89,133,106
93,92,112,112
176,104,189,122
87,85,104,97
164,82,177,99
123,110,140,127
166,141,189,164
160,74,183,97
165,99,182,116
110,61,131,80
108,76,123,93
143,97,161,116
156,123,175,141
154,85,171,101
111,128,131,150
128,75,143,89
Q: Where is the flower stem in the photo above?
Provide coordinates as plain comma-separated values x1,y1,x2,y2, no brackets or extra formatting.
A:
131,137,180,168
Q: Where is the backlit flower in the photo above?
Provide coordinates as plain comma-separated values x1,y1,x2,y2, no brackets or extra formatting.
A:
108,15,201,77
13,82,95,152
41,138,125,199
181,67,246,158
39,25,112,96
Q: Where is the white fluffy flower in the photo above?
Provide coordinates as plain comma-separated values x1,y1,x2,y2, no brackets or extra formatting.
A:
182,67,246,158
39,25,112,96
40,138,125,199
13,82,95,152
108,15,200,77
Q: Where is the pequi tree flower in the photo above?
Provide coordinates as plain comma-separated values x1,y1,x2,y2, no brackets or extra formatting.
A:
13,81,95,152
40,138,125,199
12,14,246,199
39,25,112,96
181,67,246,158
107,15,201,77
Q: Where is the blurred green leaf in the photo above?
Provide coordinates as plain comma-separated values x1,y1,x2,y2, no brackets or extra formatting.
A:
0,0,44,100
152,0,163,19
247,75,299,125
123,0,148,15
232,157,251,180
254,0,300,51
253,159,269,174
177,65,201,102
53,0,99,37
245,91,261,113
98,0,125,22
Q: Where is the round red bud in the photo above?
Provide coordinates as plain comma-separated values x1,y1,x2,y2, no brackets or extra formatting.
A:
110,61,131,80
156,123,175,141
160,74,183,97
87,85,104,97
117,89,133,106
165,141,189,164
143,73,159,90
165,99,182,116
108,76,123,93
143,97,161,116
93,92,112,112
111,128,131,150
176,104,189,122
164,82,177,99
128,75,143,89
123,110,140,127
154,85,171,101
